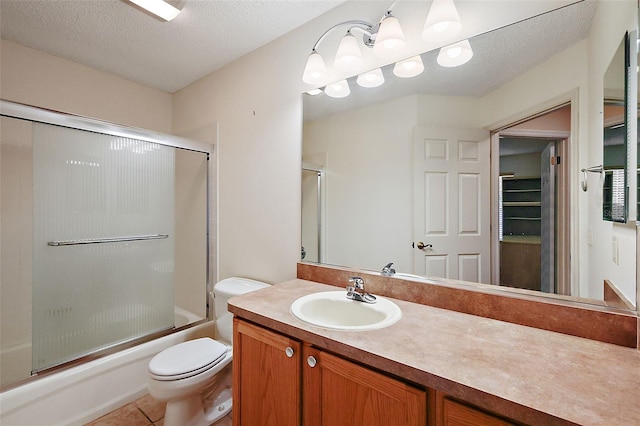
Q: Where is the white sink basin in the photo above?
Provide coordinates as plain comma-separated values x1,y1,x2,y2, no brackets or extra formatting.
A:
290,291,402,331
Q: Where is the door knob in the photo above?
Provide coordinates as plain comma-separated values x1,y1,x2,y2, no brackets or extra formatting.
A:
414,241,432,250
307,356,317,368
285,347,295,358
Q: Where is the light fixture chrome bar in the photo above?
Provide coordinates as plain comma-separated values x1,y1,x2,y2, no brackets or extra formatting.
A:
48,234,169,247
310,20,375,52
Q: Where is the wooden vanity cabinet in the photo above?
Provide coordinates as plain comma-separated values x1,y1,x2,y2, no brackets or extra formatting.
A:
233,319,427,426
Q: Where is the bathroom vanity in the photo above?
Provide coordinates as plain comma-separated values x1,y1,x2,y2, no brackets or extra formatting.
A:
229,278,640,426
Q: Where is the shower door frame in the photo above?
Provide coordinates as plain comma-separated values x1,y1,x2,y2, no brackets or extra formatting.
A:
0,99,215,388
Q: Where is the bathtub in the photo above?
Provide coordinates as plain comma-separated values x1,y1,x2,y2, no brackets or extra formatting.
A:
0,311,213,426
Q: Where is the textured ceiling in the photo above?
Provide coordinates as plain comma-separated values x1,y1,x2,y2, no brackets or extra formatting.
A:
0,0,344,93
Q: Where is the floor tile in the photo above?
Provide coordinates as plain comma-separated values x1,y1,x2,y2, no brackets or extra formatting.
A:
134,394,166,422
84,403,150,426
214,414,232,426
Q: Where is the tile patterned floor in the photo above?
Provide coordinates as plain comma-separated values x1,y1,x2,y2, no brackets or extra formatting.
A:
83,393,232,426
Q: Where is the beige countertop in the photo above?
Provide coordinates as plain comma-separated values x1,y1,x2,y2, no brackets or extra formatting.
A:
228,279,640,426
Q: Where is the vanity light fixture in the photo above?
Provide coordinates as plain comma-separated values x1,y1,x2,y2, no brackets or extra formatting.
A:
437,39,473,67
302,0,469,95
393,55,424,78
306,88,324,96
324,79,351,98
302,1,406,86
128,0,181,21
422,0,462,43
357,68,385,88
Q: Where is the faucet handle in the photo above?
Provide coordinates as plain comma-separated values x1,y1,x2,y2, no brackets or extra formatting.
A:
381,262,396,276
348,276,364,289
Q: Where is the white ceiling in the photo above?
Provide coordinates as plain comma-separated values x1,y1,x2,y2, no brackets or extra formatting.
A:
0,0,345,93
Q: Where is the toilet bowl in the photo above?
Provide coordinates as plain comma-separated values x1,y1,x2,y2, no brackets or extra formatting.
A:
147,277,269,426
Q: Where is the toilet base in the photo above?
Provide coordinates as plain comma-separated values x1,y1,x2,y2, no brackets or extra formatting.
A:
163,389,232,426
164,394,209,426
204,388,232,424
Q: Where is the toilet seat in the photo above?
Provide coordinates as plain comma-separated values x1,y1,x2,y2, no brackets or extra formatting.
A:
149,338,229,381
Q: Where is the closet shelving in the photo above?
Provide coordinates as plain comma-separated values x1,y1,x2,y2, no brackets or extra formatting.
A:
501,176,542,236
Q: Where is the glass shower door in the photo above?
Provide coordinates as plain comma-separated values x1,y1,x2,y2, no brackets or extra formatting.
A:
32,123,175,372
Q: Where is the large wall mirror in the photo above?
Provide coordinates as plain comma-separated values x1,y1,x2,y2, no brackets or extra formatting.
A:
302,0,638,311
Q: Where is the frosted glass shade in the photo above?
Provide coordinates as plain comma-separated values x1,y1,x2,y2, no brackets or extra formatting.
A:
324,80,350,98
373,15,406,58
422,0,462,43
437,39,473,67
334,33,364,72
393,55,424,78
357,68,385,88
303,52,329,85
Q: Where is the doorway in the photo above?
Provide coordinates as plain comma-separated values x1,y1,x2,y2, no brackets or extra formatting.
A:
491,104,571,294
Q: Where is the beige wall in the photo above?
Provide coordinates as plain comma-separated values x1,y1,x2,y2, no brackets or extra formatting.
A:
0,39,172,133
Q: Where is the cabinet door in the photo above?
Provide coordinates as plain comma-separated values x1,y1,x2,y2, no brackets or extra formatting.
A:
436,393,517,426
233,319,301,426
303,345,427,426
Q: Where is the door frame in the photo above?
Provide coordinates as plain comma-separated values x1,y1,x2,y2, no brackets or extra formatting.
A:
489,104,573,294
491,130,570,292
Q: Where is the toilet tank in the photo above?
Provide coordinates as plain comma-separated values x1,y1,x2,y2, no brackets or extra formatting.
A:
212,277,269,343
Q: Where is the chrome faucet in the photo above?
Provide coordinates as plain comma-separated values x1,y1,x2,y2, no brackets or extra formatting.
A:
346,277,377,304
381,262,396,276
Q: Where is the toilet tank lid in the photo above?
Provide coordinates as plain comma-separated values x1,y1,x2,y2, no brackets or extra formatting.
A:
214,277,270,298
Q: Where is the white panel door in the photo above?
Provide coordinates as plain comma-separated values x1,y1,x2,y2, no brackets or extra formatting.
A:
413,127,490,283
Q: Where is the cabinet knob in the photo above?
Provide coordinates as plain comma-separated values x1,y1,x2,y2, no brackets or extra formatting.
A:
307,356,317,368
285,347,294,358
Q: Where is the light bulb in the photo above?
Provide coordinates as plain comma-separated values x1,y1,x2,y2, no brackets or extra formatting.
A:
393,55,425,78
302,51,329,85
324,80,350,98
373,14,406,58
357,68,385,88
334,32,364,72
422,0,462,43
437,39,473,67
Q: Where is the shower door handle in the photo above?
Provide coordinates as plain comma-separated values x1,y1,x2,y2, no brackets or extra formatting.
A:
48,234,169,246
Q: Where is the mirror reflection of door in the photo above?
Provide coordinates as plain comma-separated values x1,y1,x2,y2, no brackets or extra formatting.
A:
412,127,490,283
494,104,571,294
301,167,323,263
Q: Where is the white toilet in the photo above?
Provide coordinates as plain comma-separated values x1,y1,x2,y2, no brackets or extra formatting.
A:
147,277,269,426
